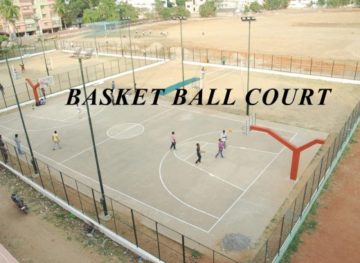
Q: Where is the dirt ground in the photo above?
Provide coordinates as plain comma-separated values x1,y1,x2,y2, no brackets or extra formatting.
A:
290,127,360,263
0,168,142,263
72,9,360,61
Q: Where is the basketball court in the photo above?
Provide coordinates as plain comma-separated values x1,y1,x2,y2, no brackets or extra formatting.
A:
0,76,327,249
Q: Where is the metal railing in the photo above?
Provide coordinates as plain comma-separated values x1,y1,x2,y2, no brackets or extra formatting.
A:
183,47,360,81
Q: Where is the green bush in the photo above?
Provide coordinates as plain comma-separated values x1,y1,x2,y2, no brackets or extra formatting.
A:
199,0,216,17
263,0,289,10
249,1,263,12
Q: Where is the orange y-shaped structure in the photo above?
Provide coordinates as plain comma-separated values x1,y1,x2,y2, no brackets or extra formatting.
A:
250,125,325,181
25,79,40,106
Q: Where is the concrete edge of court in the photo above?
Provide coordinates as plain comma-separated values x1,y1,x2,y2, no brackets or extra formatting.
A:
0,50,57,64
0,161,164,263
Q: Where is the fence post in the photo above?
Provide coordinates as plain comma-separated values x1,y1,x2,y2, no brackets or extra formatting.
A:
331,61,335,77
192,48,195,61
91,189,100,223
46,165,56,194
25,82,31,100
220,50,223,65
300,181,308,216
130,209,139,247
290,198,297,229
182,235,186,263
155,222,161,260
67,72,72,88
156,47,158,58
110,199,118,234
263,240,269,263
102,63,105,78
310,58,313,75
253,53,256,68
206,49,209,63
14,146,24,175
1,92,7,108
75,180,84,213
316,157,324,190
236,52,239,67
60,171,70,205
290,56,292,72
271,55,274,70
354,61,358,80
277,216,285,255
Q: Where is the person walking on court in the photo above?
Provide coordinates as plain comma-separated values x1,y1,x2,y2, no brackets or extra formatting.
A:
52,130,61,150
170,131,176,150
0,135,8,164
220,130,228,149
14,134,24,155
215,138,224,158
195,143,204,164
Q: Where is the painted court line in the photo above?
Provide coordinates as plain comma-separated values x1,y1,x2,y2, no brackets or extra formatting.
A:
173,149,245,192
61,108,174,164
6,140,212,233
159,150,220,220
206,132,298,233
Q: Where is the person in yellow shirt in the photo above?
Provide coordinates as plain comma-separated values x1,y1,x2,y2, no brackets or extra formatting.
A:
52,130,61,150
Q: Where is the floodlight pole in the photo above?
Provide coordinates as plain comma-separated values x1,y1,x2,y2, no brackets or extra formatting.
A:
179,16,185,87
241,16,255,116
4,51,38,174
118,10,124,56
78,57,108,216
122,17,136,91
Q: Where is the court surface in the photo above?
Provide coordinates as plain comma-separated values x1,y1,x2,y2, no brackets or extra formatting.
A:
0,84,327,249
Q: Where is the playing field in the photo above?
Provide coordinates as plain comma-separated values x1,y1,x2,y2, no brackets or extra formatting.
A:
0,48,332,256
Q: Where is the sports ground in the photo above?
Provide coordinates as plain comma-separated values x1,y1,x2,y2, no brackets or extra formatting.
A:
0,9,359,262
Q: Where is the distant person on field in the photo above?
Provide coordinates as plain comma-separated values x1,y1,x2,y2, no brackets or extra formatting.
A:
76,103,82,119
52,130,61,150
170,131,176,150
0,135,8,164
215,138,224,158
220,130,227,149
0,83,4,95
15,134,24,155
195,143,204,164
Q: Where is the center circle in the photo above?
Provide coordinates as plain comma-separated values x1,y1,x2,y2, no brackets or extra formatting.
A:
107,123,144,140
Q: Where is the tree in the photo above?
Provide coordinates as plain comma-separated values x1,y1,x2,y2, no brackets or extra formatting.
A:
54,0,68,29
97,0,117,21
317,0,326,5
82,8,100,23
118,2,139,21
356,0,360,6
176,0,186,6
0,0,20,38
172,6,190,17
199,0,216,17
249,1,263,12
263,0,289,10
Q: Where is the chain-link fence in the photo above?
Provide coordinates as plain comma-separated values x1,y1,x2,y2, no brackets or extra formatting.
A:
0,49,159,110
183,47,360,81
1,101,359,262
0,40,57,61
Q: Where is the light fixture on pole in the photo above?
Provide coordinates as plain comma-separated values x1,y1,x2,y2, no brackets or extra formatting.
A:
1,42,38,175
121,16,136,91
241,16,256,116
72,48,109,217
178,16,185,87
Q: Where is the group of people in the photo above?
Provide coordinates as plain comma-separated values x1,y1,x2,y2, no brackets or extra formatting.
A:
0,131,62,164
170,130,228,164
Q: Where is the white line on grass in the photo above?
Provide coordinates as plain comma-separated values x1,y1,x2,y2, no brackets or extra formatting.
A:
206,132,298,233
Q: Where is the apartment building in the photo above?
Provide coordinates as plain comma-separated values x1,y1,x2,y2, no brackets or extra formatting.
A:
0,0,61,37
